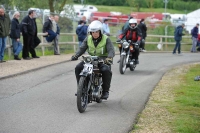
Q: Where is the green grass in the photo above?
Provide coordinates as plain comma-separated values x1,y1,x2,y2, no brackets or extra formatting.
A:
169,64,200,133
96,6,186,14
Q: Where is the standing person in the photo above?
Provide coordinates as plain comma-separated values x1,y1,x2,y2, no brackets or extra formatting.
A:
43,15,57,43
71,20,115,99
102,19,110,36
173,23,185,54
0,8,11,63
21,10,37,60
117,18,142,64
78,16,86,25
30,17,40,58
10,11,22,60
76,20,88,48
191,23,199,53
197,33,200,51
138,18,147,52
52,15,60,55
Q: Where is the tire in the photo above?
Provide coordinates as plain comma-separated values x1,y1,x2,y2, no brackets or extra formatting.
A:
77,76,88,113
119,55,127,74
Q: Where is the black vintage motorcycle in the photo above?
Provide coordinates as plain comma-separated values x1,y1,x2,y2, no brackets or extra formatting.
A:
76,56,105,113
116,40,138,74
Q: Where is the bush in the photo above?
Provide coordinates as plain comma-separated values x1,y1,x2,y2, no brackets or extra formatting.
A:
58,17,73,33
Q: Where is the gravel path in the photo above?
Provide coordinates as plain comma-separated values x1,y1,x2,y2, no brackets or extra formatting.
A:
0,54,73,79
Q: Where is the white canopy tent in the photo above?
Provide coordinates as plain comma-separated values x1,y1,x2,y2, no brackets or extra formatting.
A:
185,9,200,33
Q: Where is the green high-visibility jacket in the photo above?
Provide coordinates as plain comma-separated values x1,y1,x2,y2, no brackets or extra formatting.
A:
87,34,108,57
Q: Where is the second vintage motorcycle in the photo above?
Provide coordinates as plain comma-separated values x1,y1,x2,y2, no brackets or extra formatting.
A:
116,40,138,74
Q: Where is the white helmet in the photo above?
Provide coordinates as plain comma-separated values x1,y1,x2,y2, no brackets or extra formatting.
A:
129,18,137,29
88,20,103,34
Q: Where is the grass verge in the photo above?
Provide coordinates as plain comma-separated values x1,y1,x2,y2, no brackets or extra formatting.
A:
131,63,200,133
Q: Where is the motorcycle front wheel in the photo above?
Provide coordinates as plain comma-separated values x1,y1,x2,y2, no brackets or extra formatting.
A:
119,55,127,74
77,76,88,113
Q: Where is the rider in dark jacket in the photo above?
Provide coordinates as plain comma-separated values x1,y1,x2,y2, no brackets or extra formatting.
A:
71,20,115,99
117,18,142,64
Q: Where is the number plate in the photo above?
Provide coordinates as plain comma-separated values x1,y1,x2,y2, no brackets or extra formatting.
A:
83,64,93,74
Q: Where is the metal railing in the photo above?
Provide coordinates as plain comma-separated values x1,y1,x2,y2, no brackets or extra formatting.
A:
5,33,192,58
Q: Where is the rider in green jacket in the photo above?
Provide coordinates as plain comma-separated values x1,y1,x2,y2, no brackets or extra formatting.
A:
71,20,115,99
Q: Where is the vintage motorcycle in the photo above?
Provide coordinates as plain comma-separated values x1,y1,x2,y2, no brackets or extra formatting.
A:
76,56,105,113
116,40,138,74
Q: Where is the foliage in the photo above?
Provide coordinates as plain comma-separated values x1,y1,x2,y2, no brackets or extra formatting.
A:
126,0,145,12
87,0,128,6
7,0,72,13
58,17,73,32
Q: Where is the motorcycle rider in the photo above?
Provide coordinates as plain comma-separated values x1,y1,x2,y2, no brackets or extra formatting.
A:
117,18,142,64
71,20,115,99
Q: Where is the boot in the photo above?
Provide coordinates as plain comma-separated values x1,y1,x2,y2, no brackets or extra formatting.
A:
14,55,21,60
135,59,139,64
101,91,109,99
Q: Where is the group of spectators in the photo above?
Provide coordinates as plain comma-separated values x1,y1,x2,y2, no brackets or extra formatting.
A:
173,23,199,54
0,8,60,63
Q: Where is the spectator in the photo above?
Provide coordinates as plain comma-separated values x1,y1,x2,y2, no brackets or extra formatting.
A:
31,17,40,58
173,23,185,54
52,15,60,55
102,19,110,36
78,16,86,25
43,15,57,43
191,23,199,53
10,11,22,60
197,33,200,51
76,20,88,48
21,10,38,60
0,7,11,63
138,18,147,52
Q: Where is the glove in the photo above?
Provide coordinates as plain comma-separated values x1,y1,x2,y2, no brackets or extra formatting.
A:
105,58,113,65
71,55,78,61
135,41,140,50
136,40,141,45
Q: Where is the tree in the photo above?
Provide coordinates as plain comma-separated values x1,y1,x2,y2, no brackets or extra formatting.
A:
126,0,144,12
11,0,72,13
145,0,154,8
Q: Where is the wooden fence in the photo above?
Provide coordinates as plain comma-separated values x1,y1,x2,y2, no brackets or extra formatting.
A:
5,33,192,58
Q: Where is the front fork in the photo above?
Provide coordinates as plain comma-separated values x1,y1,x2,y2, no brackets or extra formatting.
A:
121,48,130,64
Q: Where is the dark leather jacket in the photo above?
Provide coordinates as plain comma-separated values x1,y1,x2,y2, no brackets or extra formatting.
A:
21,15,36,36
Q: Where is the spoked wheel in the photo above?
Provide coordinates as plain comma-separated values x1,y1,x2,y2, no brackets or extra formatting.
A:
119,55,127,74
77,77,88,113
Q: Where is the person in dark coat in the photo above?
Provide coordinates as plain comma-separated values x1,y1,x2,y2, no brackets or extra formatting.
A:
21,10,39,59
138,18,147,52
191,23,199,52
43,15,57,43
10,11,22,60
76,20,88,47
173,23,185,54
0,7,11,63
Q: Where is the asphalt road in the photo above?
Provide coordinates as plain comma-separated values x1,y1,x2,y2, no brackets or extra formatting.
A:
0,53,199,133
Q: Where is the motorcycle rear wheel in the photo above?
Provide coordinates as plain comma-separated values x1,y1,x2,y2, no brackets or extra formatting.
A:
77,76,88,113
119,55,127,74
